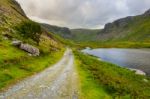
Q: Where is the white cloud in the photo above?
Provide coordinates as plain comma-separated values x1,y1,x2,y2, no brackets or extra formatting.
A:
16,0,150,29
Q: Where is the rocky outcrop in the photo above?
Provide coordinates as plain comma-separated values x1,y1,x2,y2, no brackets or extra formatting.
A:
41,23,73,38
12,40,40,56
103,9,150,33
144,9,150,16
103,16,133,33
20,44,40,56
12,40,22,46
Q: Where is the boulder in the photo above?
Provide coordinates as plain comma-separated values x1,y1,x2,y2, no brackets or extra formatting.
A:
20,44,40,56
12,40,40,56
12,40,22,46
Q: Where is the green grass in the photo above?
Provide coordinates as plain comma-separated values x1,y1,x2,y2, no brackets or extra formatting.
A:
0,39,64,91
71,29,100,42
0,0,65,91
75,59,112,99
77,41,150,49
74,51,150,99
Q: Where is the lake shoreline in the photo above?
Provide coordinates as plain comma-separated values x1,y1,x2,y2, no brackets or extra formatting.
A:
82,48,150,76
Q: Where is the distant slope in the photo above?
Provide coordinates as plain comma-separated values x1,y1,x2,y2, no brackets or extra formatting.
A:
41,23,100,42
97,9,150,42
41,23,73,39
71,29,100,42
41,9,150,46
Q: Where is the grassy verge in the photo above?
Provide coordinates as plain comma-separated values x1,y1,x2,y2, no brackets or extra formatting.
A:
0,40,65,91
75,59,112,99
74,51,150,99
76,41,150,49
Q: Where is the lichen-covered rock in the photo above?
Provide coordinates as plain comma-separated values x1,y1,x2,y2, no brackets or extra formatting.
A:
20,44,40,56
12,40,40,56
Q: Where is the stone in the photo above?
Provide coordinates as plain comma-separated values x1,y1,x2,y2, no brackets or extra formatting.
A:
20,44,40,56
129,68,146,75
144,9,150,16
12,40,22,46
143,79,148,82
3,36,8,40
28,53,32,56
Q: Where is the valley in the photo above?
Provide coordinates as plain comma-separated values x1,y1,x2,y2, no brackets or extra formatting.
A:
0,0,150,99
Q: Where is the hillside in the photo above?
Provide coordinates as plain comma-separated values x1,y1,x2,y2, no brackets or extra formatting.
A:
0,0,64,90
73,9,150,48
97,9,150,42
40,24,100,42
71,29,100,42
41,23,73,39
41,9,150,48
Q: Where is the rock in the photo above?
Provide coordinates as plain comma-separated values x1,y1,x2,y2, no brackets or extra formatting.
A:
113,16,133,27
86,47,91,50
144,9,150,16
12,40,40,56
102,16,133,33
20,44,40,56
129,68,146,75
3,36,8,40
28,53,32,56
12,40,22,46
143,79,148,82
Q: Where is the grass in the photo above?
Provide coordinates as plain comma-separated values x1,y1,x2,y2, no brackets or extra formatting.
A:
75,41,150,49
0,39,65,91
74,51,150,99
0,0,65,91
75,59,112,99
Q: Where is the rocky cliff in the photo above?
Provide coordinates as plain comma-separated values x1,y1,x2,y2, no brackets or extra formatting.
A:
97,9,150,42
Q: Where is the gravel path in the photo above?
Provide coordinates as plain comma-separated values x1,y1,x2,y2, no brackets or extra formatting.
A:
0,49,79,99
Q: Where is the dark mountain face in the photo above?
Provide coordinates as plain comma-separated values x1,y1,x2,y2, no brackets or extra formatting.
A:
41,23,73,39
9,0,27,18
41,8,150,43
103,16,133,32
144,9,150,16
97,9,150,42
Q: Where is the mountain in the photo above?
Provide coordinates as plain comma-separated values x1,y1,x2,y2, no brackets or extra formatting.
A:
0,0,62,51
97,9,150,42
71,29,100,42
41,24,100,42
41,23,73,39
41,9,150,46
0,0,64,90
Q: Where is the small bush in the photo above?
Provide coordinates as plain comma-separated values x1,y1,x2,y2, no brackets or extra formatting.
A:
15,20,42,44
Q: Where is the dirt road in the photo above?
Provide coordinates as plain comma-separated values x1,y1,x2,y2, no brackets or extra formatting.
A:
0,49,79,99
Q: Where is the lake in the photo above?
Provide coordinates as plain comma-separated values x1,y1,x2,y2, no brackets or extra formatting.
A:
82,48,150,75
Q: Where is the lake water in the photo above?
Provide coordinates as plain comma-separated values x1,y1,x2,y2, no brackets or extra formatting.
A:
82,48,150,75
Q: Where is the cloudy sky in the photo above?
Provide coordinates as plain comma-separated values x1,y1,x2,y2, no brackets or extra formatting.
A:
16,0,150,29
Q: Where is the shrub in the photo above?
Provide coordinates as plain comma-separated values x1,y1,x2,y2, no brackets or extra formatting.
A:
15,20,42,44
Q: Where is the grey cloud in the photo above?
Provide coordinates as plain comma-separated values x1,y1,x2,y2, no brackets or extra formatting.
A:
16,0,150,29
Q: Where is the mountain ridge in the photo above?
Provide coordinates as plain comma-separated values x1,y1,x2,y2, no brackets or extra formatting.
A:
41,8,150,45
